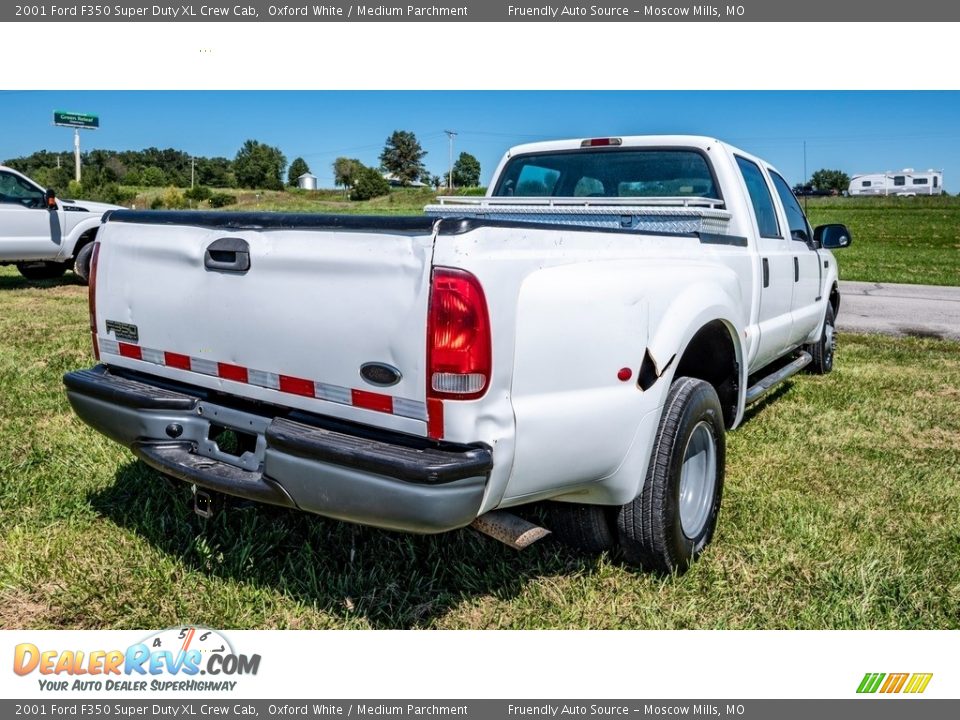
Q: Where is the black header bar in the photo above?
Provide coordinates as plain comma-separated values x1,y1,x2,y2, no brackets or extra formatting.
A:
5,1,958,22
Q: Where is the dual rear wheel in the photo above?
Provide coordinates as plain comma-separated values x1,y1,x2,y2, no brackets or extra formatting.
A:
546,376,725,574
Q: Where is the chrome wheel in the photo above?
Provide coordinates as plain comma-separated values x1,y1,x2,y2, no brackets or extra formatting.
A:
678,421,717,539
824,319,835,367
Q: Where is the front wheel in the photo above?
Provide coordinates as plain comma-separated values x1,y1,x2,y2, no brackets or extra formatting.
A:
73,242,95,285
617,377,725,574
807,304,836,375
16,261,68,281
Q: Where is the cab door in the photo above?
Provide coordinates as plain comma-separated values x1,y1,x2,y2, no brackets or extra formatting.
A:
735,156,793,368
0,169,62,261
769,171,821,348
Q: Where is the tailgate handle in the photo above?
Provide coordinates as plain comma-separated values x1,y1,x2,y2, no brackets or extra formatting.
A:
204,237,250,273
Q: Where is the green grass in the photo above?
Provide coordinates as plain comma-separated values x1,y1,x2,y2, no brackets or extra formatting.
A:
804,196,960,286
1,265,959,629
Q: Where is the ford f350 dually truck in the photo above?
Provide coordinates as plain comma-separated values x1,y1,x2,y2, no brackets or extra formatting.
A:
0,165,123,283
64,136,851,572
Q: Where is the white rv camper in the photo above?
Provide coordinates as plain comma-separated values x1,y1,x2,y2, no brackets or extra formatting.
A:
848,169,943,196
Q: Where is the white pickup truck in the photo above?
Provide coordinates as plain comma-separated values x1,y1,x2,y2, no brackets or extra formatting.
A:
64,136,851,572
0,165,123,283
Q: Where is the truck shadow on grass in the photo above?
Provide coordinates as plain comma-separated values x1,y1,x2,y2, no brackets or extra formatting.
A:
0,274,82,291
89,460,601,628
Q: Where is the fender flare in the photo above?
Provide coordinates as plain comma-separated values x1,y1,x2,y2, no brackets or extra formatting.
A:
645,282,748,428
59,218,102,260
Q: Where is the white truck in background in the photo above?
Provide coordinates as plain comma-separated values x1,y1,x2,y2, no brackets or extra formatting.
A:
0,165,123,283
64,136,851,573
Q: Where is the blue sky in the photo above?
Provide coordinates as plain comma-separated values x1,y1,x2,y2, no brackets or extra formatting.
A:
2,91,959,190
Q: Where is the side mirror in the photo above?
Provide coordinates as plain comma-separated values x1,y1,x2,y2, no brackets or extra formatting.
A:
815,223,852,249
45,188,57,209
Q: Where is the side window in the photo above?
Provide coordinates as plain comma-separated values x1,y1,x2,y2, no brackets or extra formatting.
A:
893,176,906,186
862,180,872,187
736,156,780,238
770,171,812,241
0,171,45,207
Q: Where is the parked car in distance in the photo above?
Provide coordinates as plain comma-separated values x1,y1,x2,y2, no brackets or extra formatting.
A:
0,165,124,283
64,135,852,573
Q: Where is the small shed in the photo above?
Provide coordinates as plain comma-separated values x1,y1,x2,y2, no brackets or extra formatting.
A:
297,173,317,190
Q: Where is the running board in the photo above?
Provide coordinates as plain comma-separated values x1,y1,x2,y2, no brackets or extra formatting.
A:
745,352,812,404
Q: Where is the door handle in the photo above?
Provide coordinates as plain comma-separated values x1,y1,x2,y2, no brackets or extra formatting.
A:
204,237,250,273
794,256,799,282
762,258,770,288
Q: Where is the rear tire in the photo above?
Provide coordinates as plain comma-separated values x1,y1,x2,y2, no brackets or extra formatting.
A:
73,242,95,285
807,304,836,375
16,261,68,281
543,502,616,554
617,377,725,574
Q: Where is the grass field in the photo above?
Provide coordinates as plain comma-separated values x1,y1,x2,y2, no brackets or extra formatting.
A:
1,265,958,630
123,188,960,286
804,196,960,286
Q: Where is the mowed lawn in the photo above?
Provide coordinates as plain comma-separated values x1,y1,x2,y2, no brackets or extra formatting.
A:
1,264,958,630
803,196,960,286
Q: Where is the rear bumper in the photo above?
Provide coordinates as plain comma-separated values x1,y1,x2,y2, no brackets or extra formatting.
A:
64,365,492,533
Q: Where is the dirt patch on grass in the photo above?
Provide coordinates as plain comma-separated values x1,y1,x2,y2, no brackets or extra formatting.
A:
0,586,59,629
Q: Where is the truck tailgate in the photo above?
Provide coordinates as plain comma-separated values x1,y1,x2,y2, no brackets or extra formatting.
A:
94,212,438,435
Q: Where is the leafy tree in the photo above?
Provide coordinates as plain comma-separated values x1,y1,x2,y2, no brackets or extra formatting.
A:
195,157,235,188
451,152,481,188
234,139,286,190
184,185,212,202
809,169,850,194
333,157,363,195
208,192,235,208
287,157,311,186
141,166,167,187
350,165,390,201
379,130,426,186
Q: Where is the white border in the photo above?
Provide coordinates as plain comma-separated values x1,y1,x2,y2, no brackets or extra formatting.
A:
3,17,958,703
3,630,955,698
4,22,959,90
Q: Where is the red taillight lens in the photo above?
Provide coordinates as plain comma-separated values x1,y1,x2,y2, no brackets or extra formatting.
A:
88,242,101,360
427,267,491,401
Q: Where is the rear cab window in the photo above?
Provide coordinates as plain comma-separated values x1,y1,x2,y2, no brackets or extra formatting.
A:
493,148,721,200
735,156,780,238
769,170,813,242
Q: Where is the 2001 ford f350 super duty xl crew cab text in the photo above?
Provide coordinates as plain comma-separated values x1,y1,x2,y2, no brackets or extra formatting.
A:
64,136,851,572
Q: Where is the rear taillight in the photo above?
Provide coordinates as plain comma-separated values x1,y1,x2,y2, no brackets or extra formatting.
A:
427,267,491,402
88,242,101,360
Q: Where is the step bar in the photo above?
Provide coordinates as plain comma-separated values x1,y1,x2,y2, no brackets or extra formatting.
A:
745,351,812,404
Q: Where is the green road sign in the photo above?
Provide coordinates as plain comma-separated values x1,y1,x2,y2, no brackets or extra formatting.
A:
54,111,99,129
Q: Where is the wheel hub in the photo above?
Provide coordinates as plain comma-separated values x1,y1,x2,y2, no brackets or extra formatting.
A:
678,421,717,539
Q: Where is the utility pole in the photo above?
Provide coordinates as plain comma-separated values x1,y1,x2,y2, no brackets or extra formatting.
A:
444,129,457,191
191,157,195,188
74,129,81,183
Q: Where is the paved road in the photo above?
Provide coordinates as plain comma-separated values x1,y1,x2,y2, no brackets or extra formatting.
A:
837,281,960,341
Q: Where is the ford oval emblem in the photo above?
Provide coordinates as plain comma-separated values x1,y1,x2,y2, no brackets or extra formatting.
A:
360,362,402,387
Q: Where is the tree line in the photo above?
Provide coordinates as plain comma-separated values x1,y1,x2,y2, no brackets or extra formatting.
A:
3,130,483,202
